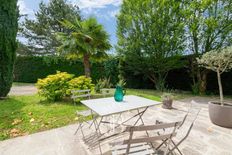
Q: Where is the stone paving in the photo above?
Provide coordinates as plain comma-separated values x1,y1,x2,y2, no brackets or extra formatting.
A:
0,97,232,155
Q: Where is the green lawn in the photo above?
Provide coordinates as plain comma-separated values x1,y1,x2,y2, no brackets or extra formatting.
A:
0,95,86,140
127,89,193,100
0,89,166,141
12,82,35,86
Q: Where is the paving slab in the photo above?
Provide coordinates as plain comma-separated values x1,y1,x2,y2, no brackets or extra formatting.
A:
0,124,89,155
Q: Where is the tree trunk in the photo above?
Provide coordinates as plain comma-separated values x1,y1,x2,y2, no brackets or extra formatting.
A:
148,74,159,89
148,73,166,91
83,54,91,77
199,73,207,95
197,69,209,95
217,70,224,105
189,53,210,95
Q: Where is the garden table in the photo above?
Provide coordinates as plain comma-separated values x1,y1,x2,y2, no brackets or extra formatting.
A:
81,95,161,135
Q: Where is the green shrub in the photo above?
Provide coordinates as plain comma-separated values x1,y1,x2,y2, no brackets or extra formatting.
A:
36,71,74,101
67,76,95,95
191,82,200,95
117,78,126,87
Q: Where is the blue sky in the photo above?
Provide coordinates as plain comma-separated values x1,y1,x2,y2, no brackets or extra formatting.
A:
17,0,122,49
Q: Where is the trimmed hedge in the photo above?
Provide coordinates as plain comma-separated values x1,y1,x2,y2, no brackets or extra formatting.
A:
14,56,119,85
123,65,232,95
14,56,232,95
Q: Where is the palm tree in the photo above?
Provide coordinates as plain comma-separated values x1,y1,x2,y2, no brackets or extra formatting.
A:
56,17,111,77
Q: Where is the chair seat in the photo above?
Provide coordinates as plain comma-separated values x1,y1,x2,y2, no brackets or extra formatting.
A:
111,143,155,155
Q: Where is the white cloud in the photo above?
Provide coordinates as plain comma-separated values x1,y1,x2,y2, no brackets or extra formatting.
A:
72,0,122,9
80,9,119,21
17,0,33,15
81,7,98,15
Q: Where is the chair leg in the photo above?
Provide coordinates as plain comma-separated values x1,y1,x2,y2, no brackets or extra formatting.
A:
74,123,85,139
89,120,95,128
164,138,172,155
116,113,122,124
74,123,82,135
98,141,103,155
168,140,183,155
80,124,85,139
156,138,168,150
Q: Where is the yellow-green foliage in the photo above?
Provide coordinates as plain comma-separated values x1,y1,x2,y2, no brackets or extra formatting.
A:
67,76,95,95
36,71,74,101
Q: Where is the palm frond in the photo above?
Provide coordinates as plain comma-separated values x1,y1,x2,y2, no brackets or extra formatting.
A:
56,17,111,61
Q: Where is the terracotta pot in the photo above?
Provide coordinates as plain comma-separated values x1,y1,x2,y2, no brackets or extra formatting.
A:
162,99,173,109
208,102,232,128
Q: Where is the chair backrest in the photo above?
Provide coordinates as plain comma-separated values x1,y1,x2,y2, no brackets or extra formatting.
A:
178,100,193,128
185,109,200,136
170,108,201,152
100,88,111,97
156,101,192,129
123,121,182,154
71,89,91,100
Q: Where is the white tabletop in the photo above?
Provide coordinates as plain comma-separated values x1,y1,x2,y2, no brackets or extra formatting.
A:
81,95,161,116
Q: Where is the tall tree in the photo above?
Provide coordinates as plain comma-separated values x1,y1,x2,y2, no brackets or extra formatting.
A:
56,17,111,77
20,0,81,55
0,0,18,97
184,0,232,94
117,0,185,91
16,41,31,56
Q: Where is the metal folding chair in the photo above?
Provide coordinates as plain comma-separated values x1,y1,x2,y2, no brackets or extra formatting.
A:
155,101,201,155
72,89,94,138
108,121,182,155
156,100,193,130
168,109,200,155
100,88,111,97
71,89,91,105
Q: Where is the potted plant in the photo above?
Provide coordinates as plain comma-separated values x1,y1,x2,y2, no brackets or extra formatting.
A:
197,46,232,128
161,93,173,109
95,77,112,93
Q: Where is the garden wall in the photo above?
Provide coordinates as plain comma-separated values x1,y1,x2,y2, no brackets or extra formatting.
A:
14,56,232,95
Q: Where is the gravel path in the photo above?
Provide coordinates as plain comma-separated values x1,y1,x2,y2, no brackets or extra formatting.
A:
9,85,37,96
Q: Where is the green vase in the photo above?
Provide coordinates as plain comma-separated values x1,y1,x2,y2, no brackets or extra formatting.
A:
114,86,126,102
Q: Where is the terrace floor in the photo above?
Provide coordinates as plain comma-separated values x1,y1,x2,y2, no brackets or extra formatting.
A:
0,97,232,155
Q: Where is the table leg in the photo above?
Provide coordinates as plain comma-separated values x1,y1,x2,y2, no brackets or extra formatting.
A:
101,106,149,130
91,110,100,135
120,110,145,126
95,117,103,135
133,106,148,126
91,106,150,139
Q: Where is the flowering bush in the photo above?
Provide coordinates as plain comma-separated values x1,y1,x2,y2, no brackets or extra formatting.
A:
36,71,74,101
67,76,95,95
